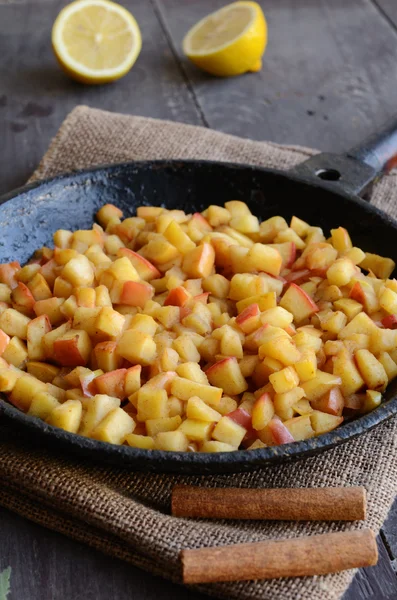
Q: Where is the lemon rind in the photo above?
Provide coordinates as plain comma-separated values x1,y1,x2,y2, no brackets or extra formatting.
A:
182,1,259,58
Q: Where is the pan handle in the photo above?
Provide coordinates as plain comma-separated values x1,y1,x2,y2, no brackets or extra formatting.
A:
289,117,397,200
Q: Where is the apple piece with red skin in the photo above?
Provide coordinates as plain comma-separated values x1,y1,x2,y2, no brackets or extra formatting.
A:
311,387,344,416
11,282,35,313
236,303,261,334
79,371,100,397
183,243,215,279
39,258,58,288
0,261,21,289
382,314,397,329
226,407,256,443
53,330,92,367
191,213,212,232
0,329,10,355
268,416,295,444
252,392,275,430
164,286,191,307
268,242,296,268
112,281,154,308
206,357,248,395
179,306,192,321
284,269,311,285
349,281,377,313
226,407,252,430
192,292,210,305
280,283,319,323
117,248,160,281
95,368,127,399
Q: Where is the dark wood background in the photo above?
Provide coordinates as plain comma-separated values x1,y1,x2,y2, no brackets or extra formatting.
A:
0,0,397,598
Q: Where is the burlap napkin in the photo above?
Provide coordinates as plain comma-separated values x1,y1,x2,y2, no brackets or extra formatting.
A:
1,106,397,600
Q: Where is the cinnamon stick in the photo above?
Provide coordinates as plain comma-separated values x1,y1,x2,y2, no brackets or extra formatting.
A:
172,486,366,521
181,529,378,584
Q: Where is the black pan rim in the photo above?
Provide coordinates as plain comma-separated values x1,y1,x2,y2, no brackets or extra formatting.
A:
1,158,396,471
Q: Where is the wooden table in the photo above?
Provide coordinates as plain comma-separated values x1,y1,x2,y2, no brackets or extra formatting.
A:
1,1,397,598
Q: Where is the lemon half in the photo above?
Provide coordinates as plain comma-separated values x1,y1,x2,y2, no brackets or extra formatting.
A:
52,0,142,84
183,1,267,77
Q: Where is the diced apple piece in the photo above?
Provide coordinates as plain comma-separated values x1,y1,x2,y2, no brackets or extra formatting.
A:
34,297,64,325
265,417,295,445
360,252,395,279
236,292,277,313
378,352,397,381
259,335,301,367
349,280,378,314
62,255,94,287
173,335,201,362
95,368,127,399
26,315,51,361
9,374,47,411
310,410,343,435
251,393,274,430
94,341,123,372
301,371,342,401
91,407,135,444
259,216,288,243
311,387,344,416
46,400,83,433
95,307,125,337
283,415,314,441
246,243,282,277
164,286,191,307
212,416,246,447
206,357,247,396
96,204,123,227
338,312,378,339
0,308,30,339
154,430,189,451
235,303,261,334
176,362,208,385
26,361,59,383
79,394,120,437
2,336,28,367
326,258,356,287
186,396,222,422
274,387,305,420
370,327,397,354
361,390,382,414
269,366,299,394
171,376,222,406
117,248,160,281
137,388,168,422
355,349,388,391
333,348,365,396
182,243,215,279
179,418,214,441
200,440,235,452
0,329,10,355
268,242,296,268
125,433,155,450
112,281,154,308
28,392,60,419
117,329,157,366
53,330,92,367
330,227,352,252
294,350,317,382
280,283,319,324
124,365,141,396
0,368,20,392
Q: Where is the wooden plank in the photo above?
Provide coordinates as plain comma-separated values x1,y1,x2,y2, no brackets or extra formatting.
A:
0,504,396,600
0,506,207,600
155,0,397,153
0,0,203,196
